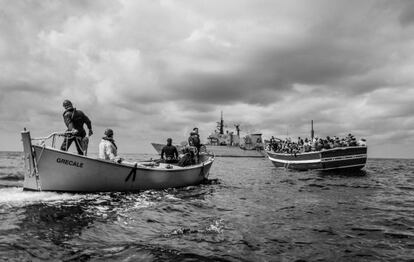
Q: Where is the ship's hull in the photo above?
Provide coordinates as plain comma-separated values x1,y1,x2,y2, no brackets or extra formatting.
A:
151,143,265,158
266,146,367,171
205,145,265,157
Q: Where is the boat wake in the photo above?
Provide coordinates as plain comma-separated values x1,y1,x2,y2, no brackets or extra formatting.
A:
0,187,84,207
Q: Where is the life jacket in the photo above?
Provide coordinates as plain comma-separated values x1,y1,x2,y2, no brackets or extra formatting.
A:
190,135,200,147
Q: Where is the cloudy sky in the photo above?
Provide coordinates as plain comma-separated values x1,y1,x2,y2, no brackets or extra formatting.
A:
1,0,413,158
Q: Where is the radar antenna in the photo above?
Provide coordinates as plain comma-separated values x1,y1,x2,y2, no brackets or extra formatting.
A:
217,111,224,134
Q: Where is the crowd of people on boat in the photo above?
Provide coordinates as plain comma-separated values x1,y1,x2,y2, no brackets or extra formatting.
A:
267,134,367,154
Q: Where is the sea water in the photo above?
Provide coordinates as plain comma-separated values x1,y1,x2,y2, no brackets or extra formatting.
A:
0,151,413,261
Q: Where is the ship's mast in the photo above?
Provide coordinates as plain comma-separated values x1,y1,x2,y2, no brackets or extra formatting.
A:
311,120,314,140
219,111,224,134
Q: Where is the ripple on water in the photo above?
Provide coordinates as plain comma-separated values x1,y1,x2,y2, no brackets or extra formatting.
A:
1,155,414,261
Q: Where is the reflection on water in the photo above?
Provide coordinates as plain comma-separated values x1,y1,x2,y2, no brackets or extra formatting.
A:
0,153,413,261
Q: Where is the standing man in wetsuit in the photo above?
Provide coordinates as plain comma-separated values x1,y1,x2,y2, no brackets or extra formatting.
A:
161,138,179,163
188,127,202,163
188,127,201,153
60,100,93,155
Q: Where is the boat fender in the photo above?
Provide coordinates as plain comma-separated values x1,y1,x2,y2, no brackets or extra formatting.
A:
125,163,138,182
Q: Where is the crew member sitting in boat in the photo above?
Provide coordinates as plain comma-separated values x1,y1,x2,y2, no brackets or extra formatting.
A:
60,99,93,155
99,128,122,163
161,138,179,164
177,147,196,167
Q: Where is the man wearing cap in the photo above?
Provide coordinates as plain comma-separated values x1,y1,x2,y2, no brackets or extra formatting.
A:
99,128,122,163
161,138,179,163
60,100,93,155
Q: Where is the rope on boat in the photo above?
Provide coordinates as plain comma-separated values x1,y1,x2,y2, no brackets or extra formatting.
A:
125,163,138,182
64,136,69,151
31,131,77,149
30,149,38,178
31,144,45,191
73,136,86,156
284,161,290,169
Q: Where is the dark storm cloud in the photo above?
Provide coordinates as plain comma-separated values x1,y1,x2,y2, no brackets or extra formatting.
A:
0,81,59,94
176,101,216,115
161,1,399,107
398,0,414,27
253,44,372,87
168,70,285,106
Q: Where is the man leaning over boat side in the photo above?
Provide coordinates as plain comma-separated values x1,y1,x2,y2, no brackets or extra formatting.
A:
99,129,123,163
60,100,93,155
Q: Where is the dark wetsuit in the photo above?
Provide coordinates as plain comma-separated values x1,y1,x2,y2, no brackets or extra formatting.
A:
188,134,201,155
60,108,92,155
161,145,179,163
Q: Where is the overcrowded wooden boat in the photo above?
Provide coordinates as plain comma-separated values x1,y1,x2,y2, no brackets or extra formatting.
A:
21,130,214,192
266,146,367,171
265,121,367,171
